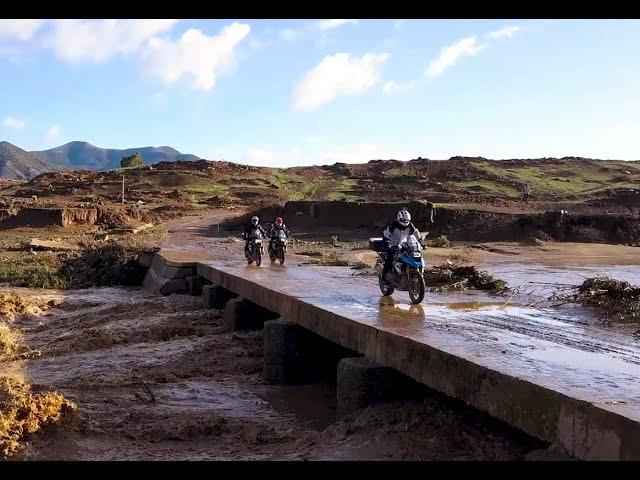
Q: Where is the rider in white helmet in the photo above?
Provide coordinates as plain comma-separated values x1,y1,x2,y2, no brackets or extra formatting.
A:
381,208,422,281
243,215,267,256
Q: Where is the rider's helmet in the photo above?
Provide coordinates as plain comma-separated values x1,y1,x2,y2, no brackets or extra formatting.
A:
397,208,411,227
251,216,259,226
275,217,283,228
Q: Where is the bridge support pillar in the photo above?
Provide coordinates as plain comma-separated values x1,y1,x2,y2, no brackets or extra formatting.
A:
263,319,310,385
263,318,357,385
336,357,423,418
186,276,210,296
223,297,279,332
203,284,238,310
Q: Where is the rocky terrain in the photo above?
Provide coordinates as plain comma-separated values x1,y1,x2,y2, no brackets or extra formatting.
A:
0,142,54,181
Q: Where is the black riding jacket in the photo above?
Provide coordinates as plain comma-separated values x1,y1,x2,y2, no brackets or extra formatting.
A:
268,224,289,239
243,224,267,239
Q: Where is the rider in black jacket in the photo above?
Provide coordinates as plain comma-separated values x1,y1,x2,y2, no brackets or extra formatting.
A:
242,216,267,256
268,217,289,255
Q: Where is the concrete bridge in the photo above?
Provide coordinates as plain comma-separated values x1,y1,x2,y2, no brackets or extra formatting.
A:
144,252,640,460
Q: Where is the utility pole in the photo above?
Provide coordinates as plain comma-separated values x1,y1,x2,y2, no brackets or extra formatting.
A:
122,174,125,205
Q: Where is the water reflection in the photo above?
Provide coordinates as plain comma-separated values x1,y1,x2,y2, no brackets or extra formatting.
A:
376,296,425,328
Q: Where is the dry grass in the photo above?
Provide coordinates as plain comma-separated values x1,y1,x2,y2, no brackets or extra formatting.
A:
0,291,76,457
0,376,76,457
0,324,22,362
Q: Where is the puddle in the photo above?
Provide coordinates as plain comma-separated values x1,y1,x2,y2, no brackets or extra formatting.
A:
257,382,337,431
444,301,512,312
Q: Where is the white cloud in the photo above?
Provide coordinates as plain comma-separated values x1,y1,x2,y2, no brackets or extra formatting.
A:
489,25,520,39
383,80,415,96
0,19,45,41
322,144,409,164
2,116,26,130
47,19,178,63
425,35,485,78
245,147,303,167
152,92,167,105
45,124,60,140
140,22,250,91
241,143,409,167
277,20,357,45
248,35,266,49
279,28,299,42
294,52,389,111
315,19,358,31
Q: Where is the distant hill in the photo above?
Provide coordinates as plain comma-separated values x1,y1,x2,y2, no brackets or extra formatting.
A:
31,141,200,171
0,141,56,180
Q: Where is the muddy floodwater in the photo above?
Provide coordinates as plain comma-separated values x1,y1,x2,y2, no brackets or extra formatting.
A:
2,286,546,460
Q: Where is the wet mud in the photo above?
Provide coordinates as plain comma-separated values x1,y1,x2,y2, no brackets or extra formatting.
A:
1,287,543,460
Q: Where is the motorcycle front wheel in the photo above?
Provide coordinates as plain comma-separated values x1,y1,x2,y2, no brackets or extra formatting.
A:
278,249,285,265
378,274,395,296
408,270,425,304
255,247,262,266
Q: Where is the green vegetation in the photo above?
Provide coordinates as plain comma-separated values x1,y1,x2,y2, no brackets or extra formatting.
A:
120,152,144,168
185,183,232,203
470,160,640,198
0,255,68,289
455,180,521,199
0,241,156,290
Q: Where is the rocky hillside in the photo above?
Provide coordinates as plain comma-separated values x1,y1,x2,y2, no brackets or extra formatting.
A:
0,141,55,180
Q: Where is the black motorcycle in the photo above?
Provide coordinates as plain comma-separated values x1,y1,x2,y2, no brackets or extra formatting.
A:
269,229,287,264
244,228,265,266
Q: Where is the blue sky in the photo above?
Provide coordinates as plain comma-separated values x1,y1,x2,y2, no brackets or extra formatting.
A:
1,19,639,166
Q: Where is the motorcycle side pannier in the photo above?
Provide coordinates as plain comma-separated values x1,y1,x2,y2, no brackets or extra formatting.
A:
369,237,386,252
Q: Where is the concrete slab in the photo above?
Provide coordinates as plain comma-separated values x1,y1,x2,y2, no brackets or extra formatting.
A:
197,259,640,460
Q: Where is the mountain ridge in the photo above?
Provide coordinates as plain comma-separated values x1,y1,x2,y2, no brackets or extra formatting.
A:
30,141,200,171
0,141,55,180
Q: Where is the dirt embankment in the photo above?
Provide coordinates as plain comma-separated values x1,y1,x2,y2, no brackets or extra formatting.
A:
231,201,640,246
0,204,181,231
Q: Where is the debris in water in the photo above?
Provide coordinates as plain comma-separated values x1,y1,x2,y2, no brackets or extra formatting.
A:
429,235,451,248
423,261,509,294
566,276,640,323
